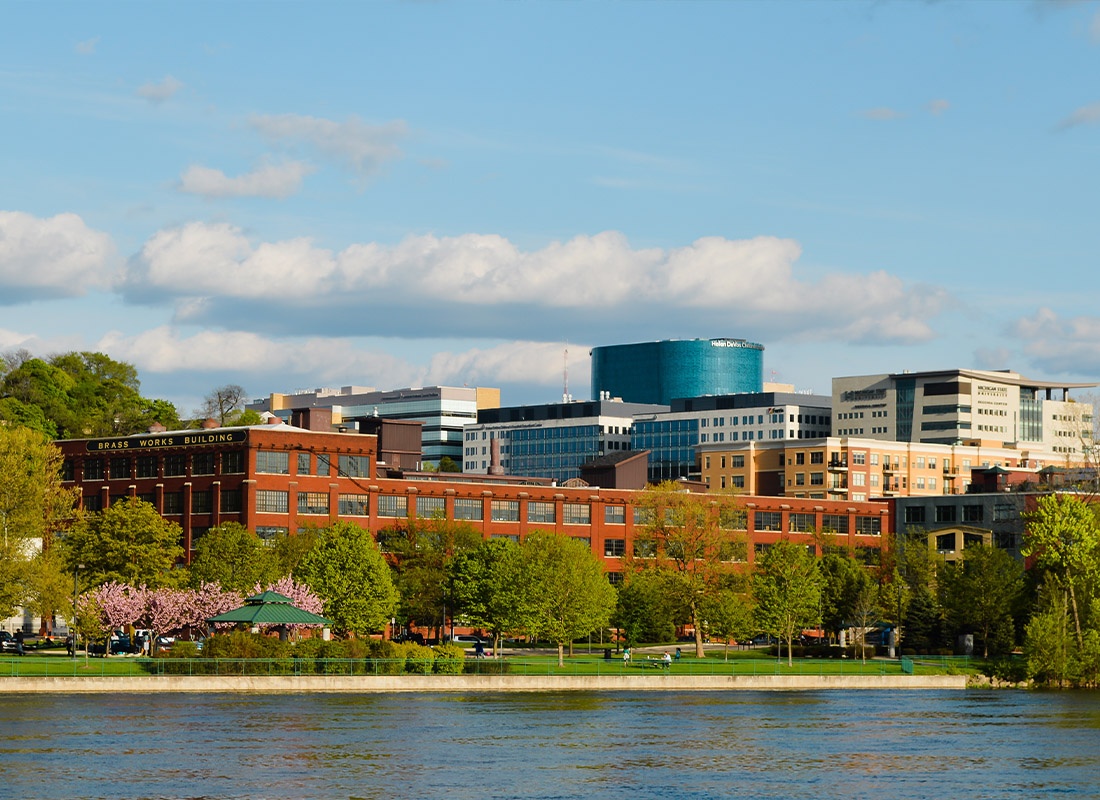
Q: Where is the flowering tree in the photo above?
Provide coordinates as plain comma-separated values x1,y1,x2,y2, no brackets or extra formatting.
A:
251,577,327,634
143,587,197,652
90,582,147,653
189,582,243,635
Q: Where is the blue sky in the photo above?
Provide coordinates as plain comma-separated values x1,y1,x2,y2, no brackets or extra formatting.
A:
3,1,1100,416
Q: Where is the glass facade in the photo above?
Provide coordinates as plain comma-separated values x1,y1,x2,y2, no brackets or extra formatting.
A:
508,424,603,484
632,418,699,482
591,339,764,405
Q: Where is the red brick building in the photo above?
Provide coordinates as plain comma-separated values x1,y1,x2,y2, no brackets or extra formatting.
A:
57,421,893,575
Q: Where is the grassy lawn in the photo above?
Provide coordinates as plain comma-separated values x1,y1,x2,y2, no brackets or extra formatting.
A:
1,649,979,679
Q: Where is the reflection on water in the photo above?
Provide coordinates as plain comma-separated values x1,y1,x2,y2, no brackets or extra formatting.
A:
2,690,1099,799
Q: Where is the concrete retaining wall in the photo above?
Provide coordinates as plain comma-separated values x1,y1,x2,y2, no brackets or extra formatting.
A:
4,673,967,694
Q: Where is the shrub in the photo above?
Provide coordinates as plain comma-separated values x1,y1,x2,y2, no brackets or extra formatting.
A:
169,641,199,659
395,642,435,674
432,643,465,674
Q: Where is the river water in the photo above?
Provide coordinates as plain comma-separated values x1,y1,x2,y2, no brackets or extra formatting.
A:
2,690,1099,799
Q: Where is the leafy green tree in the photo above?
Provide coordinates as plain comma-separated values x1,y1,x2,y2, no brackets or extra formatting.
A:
297,520,398,637
437,456,461,473
1023,494,1100,649
941,544,1025,658
628,482,746,657
276,527,318,578
613,571,678,648
188,522,281,594
819,551,874,643
519,532,616,666
382,514,482,638
448,537,528,652
701,586,756,660
23,545,73,636
0,425,79,619
753,539,822,665
60,498,184,588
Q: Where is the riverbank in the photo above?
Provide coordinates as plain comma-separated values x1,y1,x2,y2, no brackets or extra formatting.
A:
5,673,967,693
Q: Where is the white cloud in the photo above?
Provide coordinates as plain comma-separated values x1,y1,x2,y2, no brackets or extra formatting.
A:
178,160,314,199
249,113,406,178
927,99,950,116
120,224,947,345
75,37,99,55
136,75,183,104
1056,102,1100,130
1010,308,1100,375
0,211,114,302
426,341,587,387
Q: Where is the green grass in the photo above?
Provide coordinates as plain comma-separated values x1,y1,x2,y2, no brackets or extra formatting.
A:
0,650,978,679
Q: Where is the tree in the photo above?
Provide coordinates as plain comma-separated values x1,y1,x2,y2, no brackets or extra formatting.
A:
701,586,756,660
60,498,184,589
518,532,615,667
753,540,822,665
941,544,1025,658
447,537,528,653
437,456,461,473
627,482,746,657
819,552,873,643
613,571,678,648
382,514,482,638
0,425,79,620
23,546,73,636
188,522,280,594
297,521,398,637
1022,493,1100,649
195,384,249,426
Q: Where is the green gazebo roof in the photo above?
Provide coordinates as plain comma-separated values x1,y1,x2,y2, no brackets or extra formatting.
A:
207,591,331,626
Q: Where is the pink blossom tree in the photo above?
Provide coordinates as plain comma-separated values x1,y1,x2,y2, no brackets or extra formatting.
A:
91,582,147,654
252,577,327,636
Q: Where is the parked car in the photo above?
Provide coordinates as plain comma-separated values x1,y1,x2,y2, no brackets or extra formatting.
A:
0,631,16,652
448,634,489,646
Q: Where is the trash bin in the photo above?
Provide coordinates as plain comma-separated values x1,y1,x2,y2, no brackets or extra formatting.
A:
603,648,613,660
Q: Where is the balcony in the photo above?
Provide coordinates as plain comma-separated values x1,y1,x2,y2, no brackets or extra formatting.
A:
883,462,898,473
828,458,848,472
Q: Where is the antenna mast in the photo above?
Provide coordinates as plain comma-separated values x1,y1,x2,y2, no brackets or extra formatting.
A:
563,344,570,403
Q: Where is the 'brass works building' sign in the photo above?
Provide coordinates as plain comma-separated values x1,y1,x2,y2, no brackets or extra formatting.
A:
86,431,247,452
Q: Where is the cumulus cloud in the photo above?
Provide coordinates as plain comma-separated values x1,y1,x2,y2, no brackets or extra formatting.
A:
136,75,183,104
1056,102,1100,130
860,107,906,121
95,326,573,397
0,211,115,303
75,37,99,55
178,160,314,199
119,224,948,347
1010,308,1100,375
249,113,406,178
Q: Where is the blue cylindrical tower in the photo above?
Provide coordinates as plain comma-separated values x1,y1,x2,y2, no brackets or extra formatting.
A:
590,338,764,405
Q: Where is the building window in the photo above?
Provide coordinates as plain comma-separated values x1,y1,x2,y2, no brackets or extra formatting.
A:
84,458,104,481
83,494,102,512
754,511,782,531
855,516,881,536
191,490,213,514
162,491,183,515
789,513,815,533
192,453,216,476
822,514,849,534
491,500,520,522
222,451,245,474
604,538,626,557
795,452,805,465
297,453,312,475
417,496,445,518
963,504,984,523
109,457,130,480
164,455,186,477
378,495,408,518
298,492,330,515
563,503,591,525
935,505,957,523
732,455,745,468
528,501,556,524
338,454,370,478
256,451,290,475
454,498,483,521
317,454,331,477
719,539,748,562
256,490,289,514
606,571,624,585
732,475,745,488
220,489,242,513
256,526,288,543
852,452,866,465
339,494,370,516
852,472,866,487
605,505,625,525
810,452,824,464
810,472,824,486
633,540,656,558
904,506,926,525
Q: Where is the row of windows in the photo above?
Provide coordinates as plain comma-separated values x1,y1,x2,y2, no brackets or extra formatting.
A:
84,488,243,515
72,451,246,482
